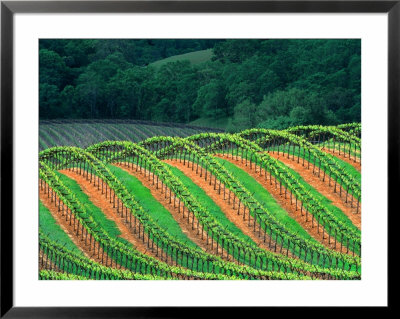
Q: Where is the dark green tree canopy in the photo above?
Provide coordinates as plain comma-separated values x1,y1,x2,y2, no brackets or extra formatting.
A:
40,39,361,130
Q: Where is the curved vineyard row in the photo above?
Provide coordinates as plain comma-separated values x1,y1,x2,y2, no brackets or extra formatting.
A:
142,134,361,257
150,137,359,265
39,149,315,279
38,124,362,280
287,125,361,163
238,129,360,206
86,140,360,275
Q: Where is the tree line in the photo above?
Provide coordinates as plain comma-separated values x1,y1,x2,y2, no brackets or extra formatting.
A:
40,39,360,131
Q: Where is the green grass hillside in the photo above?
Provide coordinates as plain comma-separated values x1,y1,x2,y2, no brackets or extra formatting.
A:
149,49,213,68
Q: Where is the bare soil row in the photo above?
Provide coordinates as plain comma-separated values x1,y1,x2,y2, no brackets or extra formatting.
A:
162,159,290,257
266,152,361,229
115,163,234,261
39,185,115,267
59,169,180,267
214,154,356,255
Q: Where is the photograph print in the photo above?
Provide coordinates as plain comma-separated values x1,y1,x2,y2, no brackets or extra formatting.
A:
38,39,361,280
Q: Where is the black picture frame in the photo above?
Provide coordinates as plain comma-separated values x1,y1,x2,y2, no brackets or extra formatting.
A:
1,0,394,317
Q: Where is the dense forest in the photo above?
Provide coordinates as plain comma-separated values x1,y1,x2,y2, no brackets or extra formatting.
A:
39,39,361,131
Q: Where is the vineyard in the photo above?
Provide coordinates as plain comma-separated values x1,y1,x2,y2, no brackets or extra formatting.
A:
39,119,223,151
38,122,361,280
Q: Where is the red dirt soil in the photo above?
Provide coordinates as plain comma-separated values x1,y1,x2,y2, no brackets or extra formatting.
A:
214,154,355,255
114,163,233,260
322,148,361,172
39,185,110,265
163,159,289,256
267,152,361,230
59,169,175,265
